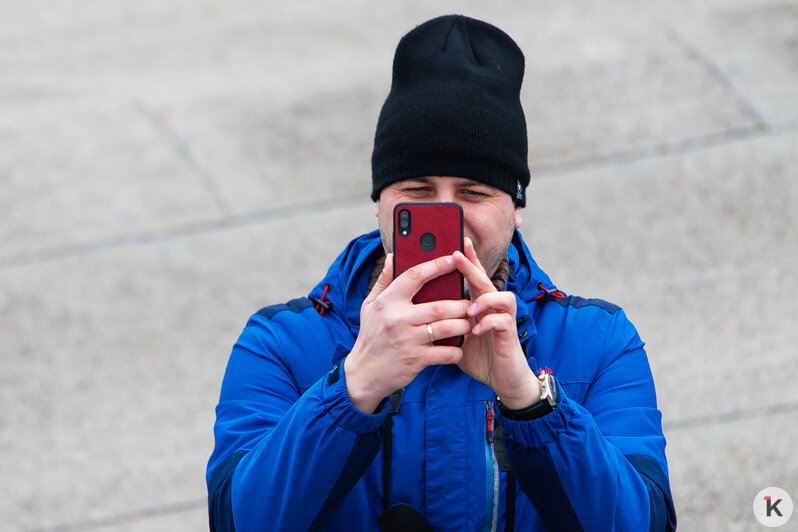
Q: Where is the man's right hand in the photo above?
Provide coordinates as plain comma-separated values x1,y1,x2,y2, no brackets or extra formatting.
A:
343,253,473,414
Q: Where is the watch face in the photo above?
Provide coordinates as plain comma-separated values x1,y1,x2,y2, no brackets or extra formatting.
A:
541,374,558,405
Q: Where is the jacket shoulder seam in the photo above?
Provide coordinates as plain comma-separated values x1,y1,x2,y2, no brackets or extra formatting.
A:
255,297,314,320
548,294,621,314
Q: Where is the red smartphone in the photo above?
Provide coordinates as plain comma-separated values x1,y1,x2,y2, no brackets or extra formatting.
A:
393,202,464,346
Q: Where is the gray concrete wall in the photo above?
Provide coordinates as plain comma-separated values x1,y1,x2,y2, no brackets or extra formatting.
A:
1,1,796,530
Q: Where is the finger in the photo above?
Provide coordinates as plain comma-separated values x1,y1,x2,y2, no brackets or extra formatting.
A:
453,250,495,297
389,254,457,300
463,237,487,275
420,345,464,366
471,312,517,336
365,253,394,302
411,299,471,325
467,292,516,318
423,318,473,343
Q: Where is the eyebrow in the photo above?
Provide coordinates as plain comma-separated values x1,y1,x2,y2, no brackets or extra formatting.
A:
404,177,485,186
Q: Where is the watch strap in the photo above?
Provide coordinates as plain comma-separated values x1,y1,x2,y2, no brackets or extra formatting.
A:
497,373,559,421
497,395,554,420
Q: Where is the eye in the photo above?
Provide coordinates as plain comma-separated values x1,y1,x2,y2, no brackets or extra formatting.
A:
403,185,432,195
462,189,488,198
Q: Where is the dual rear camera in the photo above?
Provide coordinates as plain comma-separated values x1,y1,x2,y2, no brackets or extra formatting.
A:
399,209,411,235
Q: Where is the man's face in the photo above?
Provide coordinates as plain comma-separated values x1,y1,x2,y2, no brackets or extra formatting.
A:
375,176,523,279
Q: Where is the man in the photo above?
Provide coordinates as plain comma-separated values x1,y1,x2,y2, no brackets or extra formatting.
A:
207,14,676,532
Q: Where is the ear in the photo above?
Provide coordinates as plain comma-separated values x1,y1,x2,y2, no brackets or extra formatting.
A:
514,206,523,229
374,200,380,218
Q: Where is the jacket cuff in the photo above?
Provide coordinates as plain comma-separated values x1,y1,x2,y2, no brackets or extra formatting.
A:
494,384,576,448
320,358,389,434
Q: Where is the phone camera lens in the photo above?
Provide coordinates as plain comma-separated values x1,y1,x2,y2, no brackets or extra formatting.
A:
398,209,411,235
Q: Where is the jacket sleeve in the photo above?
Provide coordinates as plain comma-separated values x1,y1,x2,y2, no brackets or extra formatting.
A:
496,308,677,532
206,311,388,532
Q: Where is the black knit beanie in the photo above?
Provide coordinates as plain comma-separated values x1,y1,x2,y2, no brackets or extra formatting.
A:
371,15,530,206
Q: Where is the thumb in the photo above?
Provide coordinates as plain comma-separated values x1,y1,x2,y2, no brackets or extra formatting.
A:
365,253,394,302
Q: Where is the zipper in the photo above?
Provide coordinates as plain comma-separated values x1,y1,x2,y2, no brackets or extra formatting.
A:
483,401,500,532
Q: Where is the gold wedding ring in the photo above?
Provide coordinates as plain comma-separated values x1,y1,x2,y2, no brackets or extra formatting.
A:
426,322,436,343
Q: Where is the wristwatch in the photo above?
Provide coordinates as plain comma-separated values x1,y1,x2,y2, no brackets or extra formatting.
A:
497,372,559,421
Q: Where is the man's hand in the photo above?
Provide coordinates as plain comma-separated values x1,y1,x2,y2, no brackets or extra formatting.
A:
344,253,472,413
454,238,541,410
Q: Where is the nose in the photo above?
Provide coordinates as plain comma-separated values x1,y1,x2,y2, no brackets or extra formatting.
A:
435,193,453,203
432,185,456,203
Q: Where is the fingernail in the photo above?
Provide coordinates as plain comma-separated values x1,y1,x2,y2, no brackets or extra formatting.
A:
445,256,453,265
468,303,477,315
473,323,481,334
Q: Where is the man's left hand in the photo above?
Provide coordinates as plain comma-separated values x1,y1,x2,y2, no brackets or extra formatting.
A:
453,238,541,410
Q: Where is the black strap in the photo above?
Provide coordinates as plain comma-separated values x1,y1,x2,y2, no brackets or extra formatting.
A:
382,414,393,513
388,389,405,415
506,470,515,532
493,424,512,472
494,423,516,531
382,389,404,512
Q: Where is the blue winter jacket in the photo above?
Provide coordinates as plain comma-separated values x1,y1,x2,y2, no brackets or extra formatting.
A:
207,229,676,531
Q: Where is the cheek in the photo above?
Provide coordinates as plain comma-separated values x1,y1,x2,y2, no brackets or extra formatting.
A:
464,211,497,241
461,214,479,245
377,209,394,253
464,210,515,258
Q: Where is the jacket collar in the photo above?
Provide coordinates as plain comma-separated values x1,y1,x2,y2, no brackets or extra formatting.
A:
506,230,557,355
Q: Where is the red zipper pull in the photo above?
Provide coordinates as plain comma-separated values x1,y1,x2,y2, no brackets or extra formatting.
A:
486,406,494,444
